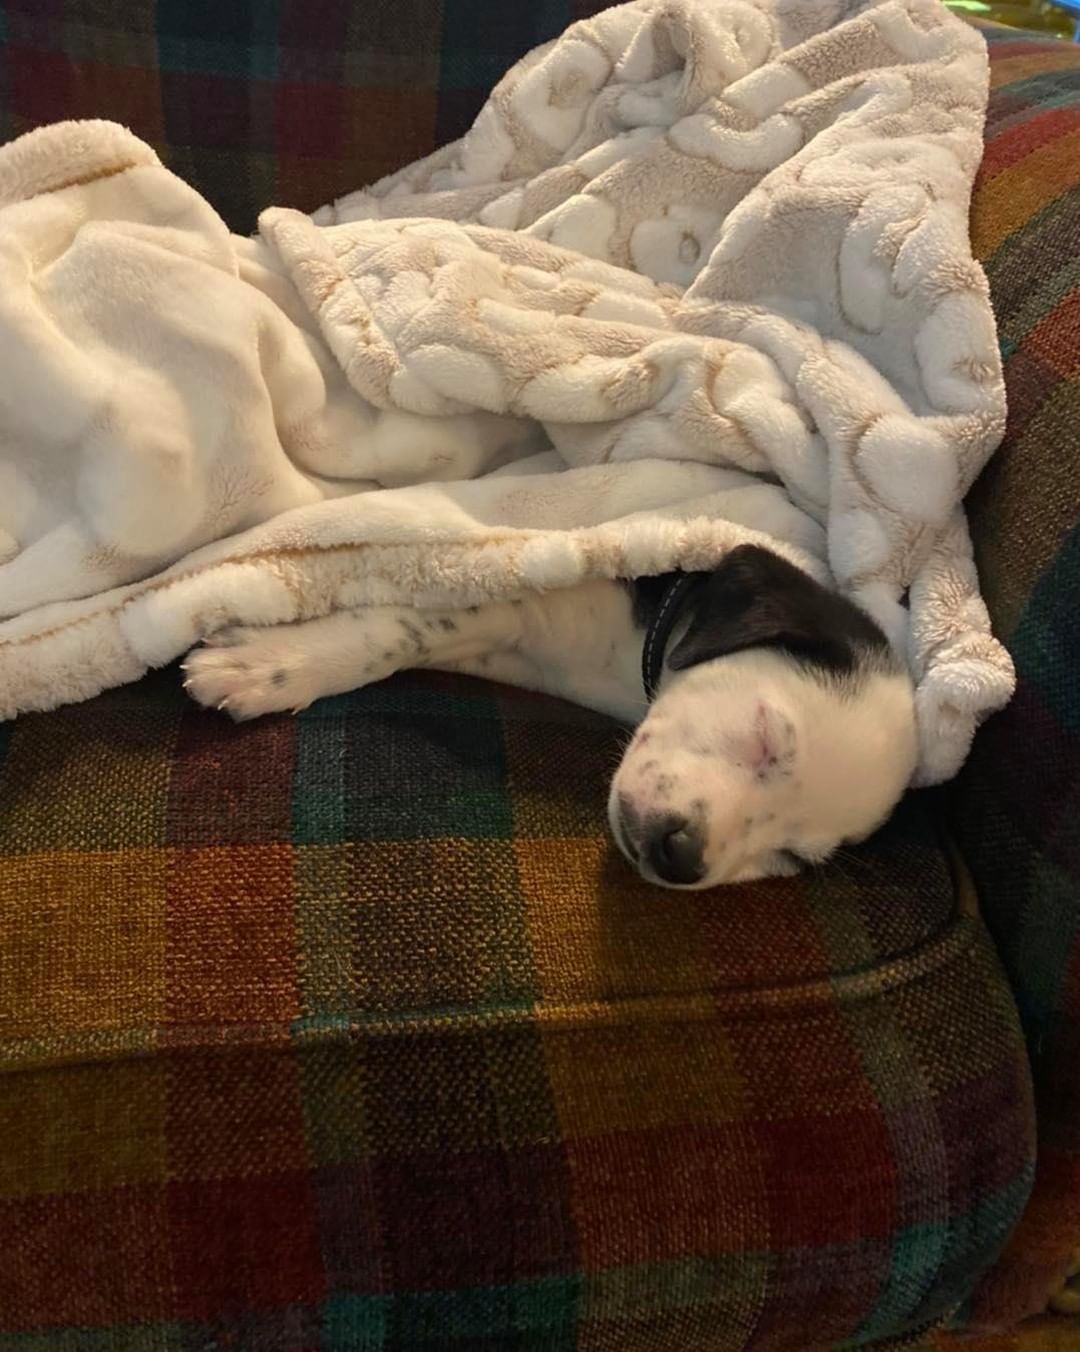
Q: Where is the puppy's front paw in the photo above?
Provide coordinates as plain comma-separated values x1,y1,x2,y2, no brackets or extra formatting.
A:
182,627,318,720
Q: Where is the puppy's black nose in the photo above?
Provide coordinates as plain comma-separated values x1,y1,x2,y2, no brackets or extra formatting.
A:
642,816,705,886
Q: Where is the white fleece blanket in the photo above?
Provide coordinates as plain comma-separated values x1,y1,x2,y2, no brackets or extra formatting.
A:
0,0,1013,784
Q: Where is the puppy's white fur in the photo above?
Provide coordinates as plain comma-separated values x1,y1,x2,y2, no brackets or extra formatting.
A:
182,571,916,888
612,650,916,886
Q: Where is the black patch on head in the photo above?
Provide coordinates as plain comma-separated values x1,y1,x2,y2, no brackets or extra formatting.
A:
633,545,894,683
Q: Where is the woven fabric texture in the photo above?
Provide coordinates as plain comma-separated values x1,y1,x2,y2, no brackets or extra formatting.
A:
921,1317,1080,1350
0,0,601,235
948,23,1080,1331
0,667,1036,1350
0,5,1070,1351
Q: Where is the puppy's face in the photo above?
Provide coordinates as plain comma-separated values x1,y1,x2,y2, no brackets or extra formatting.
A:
608,546,918,888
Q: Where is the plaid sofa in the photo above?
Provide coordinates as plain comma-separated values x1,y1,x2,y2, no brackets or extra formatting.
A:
0,5,1076,1350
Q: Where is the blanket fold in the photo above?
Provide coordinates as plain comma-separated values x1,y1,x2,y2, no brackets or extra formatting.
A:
0,0,1014,784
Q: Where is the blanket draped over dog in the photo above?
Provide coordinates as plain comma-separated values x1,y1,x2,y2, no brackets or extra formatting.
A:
0,0,1013,784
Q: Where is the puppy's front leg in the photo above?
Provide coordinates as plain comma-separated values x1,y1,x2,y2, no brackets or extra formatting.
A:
182,600,524,721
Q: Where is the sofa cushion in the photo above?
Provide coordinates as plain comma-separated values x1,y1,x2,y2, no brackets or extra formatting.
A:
0,661,1035,1350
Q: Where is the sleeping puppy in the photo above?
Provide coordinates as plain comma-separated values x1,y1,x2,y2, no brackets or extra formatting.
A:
182,544,917,888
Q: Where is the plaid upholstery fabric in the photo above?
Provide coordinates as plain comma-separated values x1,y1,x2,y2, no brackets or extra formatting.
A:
0,669,1036,1349
922,1318,1080,1351
0,5,1065,1350
946,25,1080,1331
0,0,605,234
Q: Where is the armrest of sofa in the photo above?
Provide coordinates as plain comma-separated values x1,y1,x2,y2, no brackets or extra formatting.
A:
946,24,1080,1326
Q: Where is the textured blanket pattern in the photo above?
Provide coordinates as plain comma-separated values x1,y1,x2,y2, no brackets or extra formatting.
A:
0,0,1014,783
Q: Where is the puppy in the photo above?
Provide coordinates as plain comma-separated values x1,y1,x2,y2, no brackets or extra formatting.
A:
182,544,917,888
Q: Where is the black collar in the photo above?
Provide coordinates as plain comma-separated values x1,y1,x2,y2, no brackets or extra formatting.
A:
641,571,705,702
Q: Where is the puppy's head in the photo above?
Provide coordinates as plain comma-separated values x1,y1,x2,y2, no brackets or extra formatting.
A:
609,545,917,888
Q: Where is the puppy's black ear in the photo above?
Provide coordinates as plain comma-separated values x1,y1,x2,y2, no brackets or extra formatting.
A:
667,545,888,677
